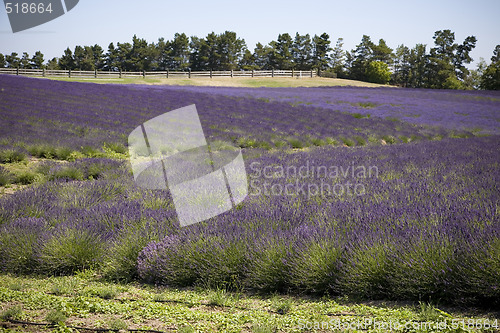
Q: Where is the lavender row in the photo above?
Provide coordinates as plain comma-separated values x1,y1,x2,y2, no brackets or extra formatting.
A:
1,136,498,305
160,85,500,134
0,75,469,154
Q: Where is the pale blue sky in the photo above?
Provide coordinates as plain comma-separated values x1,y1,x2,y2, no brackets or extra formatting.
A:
0,0,499,66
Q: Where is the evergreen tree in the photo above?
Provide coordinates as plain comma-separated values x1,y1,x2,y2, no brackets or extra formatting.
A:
30,51,44,69
311,33,332,71
292,33,312,70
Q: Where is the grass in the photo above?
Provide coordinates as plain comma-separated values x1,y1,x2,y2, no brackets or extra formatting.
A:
48,76,391,88
0,273,497,332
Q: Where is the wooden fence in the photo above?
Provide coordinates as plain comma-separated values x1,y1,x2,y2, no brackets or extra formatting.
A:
0,68,319,79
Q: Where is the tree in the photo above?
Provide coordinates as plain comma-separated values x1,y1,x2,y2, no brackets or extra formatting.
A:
73,45,95,70
311,33,332,71
349,35,374,81
104,43,119,71
292,33,312,70
408,44,428,88
239,49,257,70
0,53,5,68
46,57,59,70
392,44,410,86
167,33,190,70
30,51,44,69
253,42,271,70
20,52,31,69
116,42,133,71
372,39,393,64
6,52,20,68
92,44,105,70
205,32,220,70
130,35,155,71
480,45,500,90
463,57,486,90
330,38,345,77
156,37,170,71
427,30,476,89
217,31,246,70
269,33,294,69
365,60,391,84
58,47,75,70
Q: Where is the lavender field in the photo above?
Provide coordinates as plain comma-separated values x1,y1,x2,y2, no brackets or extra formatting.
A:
0,74,499,308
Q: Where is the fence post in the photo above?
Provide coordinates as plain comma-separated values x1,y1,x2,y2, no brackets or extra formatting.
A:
142,70,145,78
272,69,274,78
231,70,233,78
95,69,97,78
292,69,294,77
210,69,212,78
16,68,19,75
42,68,46,77
251,69,254,77
310,70,313,78
119,69,122,78
68,69,71,78
188,69,191,78
166,69,169,78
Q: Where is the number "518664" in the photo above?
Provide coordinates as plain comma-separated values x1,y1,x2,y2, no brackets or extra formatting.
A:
5,2,54,14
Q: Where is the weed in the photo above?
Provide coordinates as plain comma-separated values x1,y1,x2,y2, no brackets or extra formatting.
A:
208,288,232,307
50,277,79,296
45,309,67,324
0,305,22,320
96,286,119,299
270,295,293,315
108,317,128,331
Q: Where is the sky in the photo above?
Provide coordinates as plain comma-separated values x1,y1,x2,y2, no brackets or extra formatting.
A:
0,0,499,67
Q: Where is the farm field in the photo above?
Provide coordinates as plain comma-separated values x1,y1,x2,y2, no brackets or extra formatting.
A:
0,74,499,332
48,76,389,88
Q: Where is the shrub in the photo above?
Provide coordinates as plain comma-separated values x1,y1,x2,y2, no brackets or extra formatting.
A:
365,60,391,84
103,219,167,282
245,239,292,292
325,137,338,146
0,166,13,186
337,243,390,299
27,144,57,159
80,145,100,157
288,241,341,293
340,137,355,147
354,136,367,146
0,218,47,273
310,137,326,146
0,149,27,163
15,170,38,184
40,226,104,274
48,166,84,181
382,135,397,144
287,137,305,149
104,142,127,154
387,236,459,302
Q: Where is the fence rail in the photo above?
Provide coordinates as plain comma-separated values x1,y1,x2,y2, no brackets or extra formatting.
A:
0,68,319,79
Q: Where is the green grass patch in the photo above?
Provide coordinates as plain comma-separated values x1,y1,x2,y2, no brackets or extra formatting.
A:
0,273,497,332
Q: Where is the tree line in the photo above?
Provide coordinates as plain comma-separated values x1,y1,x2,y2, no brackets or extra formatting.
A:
0,30,498,89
